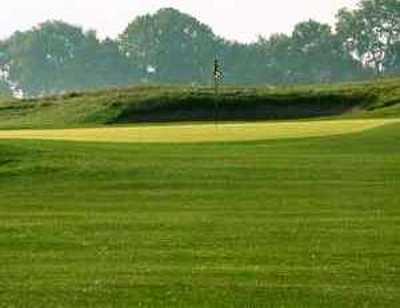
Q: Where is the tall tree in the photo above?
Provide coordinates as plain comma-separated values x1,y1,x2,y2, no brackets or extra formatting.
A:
63,34,136,90
256,34,291,84
5,21,89,95
5,21,137,97
0,41,13,98
218,39,266,85
256,21,364,85
290,20,363,83
0,80,12,98
336,0,400,75
384,41,400,74
120,8,219,84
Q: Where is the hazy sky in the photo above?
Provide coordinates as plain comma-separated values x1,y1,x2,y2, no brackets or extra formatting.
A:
1,0,359,42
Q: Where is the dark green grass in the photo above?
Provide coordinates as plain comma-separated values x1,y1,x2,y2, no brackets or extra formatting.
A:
1,78,400,129
1,123,400,307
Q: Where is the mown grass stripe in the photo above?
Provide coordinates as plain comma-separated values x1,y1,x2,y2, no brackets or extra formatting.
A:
0,119,397,143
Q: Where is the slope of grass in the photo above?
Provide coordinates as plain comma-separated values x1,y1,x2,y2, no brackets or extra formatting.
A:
0,78,400,129
0,118,397,143
0,122,399,307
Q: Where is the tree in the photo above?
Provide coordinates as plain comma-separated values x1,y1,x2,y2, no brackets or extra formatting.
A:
89,38,137,88
4,21,137,97
119,8,219,84
62,34,136,90
291,20,363,83
257,33,299,84
216,39,267,85
1,4,392,96
0,80,12,98
0,41,13,98
384,41,400,74
336,0,400,75
4,21,90,95
256,20,364,85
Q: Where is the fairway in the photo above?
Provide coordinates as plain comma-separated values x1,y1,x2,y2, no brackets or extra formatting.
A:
0,118,397,143
3,1,400,306
1,120,400,307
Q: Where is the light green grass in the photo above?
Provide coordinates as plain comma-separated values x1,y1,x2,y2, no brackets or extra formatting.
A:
0,118,397,143
1,121,400,307
1,79,400,306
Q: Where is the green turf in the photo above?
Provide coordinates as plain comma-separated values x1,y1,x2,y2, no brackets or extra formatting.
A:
1,77,400,130
0,119,396,143
1,122,399,307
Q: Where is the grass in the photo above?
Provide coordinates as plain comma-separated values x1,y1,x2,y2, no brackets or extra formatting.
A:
0,77,400,129
0,118,397,143
1,120,400,307
1,79,400,306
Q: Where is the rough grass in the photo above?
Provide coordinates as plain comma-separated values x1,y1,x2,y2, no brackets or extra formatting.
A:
0,118,397,143
1,78,400,129
0,122,400,307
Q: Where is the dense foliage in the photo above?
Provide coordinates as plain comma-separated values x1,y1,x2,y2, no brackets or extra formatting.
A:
120,8,218,84
0,0,399,97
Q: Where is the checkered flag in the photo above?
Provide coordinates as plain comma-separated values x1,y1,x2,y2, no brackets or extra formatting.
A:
213,58,223,123
213,59,223,82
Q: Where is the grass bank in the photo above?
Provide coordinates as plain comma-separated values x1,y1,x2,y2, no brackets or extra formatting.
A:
0,78,400,129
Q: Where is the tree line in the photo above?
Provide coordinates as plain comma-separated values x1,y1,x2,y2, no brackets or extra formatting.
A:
0,0,399,98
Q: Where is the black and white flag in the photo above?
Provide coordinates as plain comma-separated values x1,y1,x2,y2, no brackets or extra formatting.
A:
214,59,223,81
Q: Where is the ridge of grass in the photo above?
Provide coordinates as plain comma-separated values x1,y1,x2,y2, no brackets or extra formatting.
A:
0,78,400,130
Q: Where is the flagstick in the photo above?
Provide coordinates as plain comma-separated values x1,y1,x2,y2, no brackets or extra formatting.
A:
214,75,218,128
213,58,222,129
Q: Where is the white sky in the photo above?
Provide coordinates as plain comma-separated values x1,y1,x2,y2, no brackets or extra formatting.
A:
1,0,359,43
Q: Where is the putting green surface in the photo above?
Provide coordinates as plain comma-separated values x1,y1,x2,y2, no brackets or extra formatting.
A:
0,119,397,143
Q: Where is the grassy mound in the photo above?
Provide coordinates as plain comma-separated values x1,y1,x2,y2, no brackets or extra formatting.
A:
0,78,400,129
